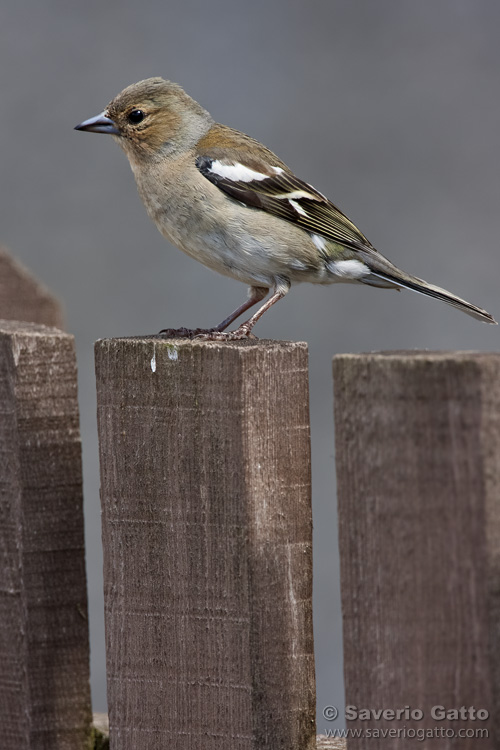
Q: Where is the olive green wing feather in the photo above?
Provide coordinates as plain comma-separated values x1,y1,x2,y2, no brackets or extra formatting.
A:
195,130,374,252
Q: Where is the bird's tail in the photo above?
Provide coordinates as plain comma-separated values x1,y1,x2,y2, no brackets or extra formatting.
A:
368,267,496,324
355,247,496,324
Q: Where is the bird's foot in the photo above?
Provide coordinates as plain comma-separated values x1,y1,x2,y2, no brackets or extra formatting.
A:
158,327,220,339
194,324,258,341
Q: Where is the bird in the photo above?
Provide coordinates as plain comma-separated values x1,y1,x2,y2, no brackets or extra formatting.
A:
75,77,496,337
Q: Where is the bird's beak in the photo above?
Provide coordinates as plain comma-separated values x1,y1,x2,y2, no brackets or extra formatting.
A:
74,111,120,135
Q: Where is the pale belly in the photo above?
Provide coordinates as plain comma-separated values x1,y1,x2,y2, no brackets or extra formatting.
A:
134,165,327,288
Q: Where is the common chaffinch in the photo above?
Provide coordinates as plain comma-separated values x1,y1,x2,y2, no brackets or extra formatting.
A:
76,77,496,337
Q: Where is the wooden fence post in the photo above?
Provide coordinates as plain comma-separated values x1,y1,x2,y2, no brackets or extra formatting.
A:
95,337,315,750
0,245,63,327
0,320,92,749
333,351,500,749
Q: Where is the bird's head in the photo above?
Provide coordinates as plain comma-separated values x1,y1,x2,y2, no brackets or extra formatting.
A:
75,77,213,164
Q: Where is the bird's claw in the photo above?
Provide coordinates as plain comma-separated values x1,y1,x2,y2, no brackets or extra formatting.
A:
158,327,219,339
194,325,258,341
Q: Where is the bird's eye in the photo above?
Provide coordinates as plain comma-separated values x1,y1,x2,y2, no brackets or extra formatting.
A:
128,109,145,124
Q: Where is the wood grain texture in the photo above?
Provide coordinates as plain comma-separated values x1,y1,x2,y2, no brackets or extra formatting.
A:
0,246,63,328
316,737,346,749
0,321,92,749
333,351,500,749
95,337,315,750
91,714,340,749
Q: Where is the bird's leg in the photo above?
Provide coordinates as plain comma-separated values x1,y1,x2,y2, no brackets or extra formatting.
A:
196,279,290,341
159,286,269,338
232,280,289,337
215,286,269,331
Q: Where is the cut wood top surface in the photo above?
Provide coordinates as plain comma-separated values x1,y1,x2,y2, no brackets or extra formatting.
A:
316,739,346,749
95,336,308,346
334,349,500,360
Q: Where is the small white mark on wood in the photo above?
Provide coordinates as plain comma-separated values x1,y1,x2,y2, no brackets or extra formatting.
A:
151,347,156,373
12,339,22,366
166,344,178,361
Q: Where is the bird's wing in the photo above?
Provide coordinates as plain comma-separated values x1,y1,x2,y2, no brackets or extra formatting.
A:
195,126,375,253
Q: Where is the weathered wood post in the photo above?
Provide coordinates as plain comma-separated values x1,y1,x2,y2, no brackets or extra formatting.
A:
95,337,315,750
333,351,500,749
0,245,63,327
0,321,92,749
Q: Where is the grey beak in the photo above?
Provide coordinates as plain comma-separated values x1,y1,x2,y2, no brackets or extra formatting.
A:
74,111,120,135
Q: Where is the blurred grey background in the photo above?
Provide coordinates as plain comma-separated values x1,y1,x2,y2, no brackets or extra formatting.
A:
1,0,499,731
